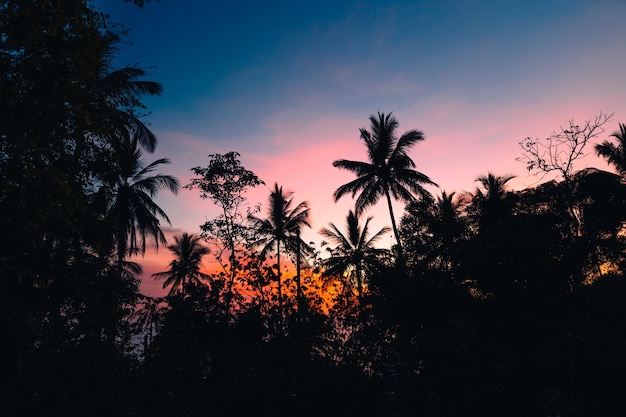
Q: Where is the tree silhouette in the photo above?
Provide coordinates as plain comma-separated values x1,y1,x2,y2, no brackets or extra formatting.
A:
517,112,612,182
132,295,168,355
185,152,264,319
90,66,163,153
152,233,211,296
595,123,626,177
518,113,613,239
98,135,179,266
0,2,169,413
248,183,311,315
475,173,516,200
473,172,516,227
320,210,391,299
400,191,470,274
332,112,436,263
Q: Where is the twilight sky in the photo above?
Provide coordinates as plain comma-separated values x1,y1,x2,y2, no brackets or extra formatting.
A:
94,0,626,296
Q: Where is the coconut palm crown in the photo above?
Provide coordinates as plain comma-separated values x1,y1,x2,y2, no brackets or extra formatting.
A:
248,183,312,311
320,210,390,299
332,112,437,259
152,233,211,297
595,123,626,177
102,135,179,264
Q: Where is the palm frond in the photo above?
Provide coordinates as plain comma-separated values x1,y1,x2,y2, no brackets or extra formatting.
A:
332,174,374,202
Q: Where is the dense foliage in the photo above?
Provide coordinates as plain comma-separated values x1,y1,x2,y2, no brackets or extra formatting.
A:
2,1,626,416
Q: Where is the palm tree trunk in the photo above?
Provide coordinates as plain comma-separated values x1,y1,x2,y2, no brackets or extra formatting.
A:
356,264,363,299
277,239,282,317
384,188,404,265
116,230,126,271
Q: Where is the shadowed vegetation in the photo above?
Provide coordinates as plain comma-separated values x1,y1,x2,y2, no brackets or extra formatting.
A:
3,2,626,417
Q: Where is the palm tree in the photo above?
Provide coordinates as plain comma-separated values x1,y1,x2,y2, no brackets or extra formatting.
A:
473,172,516,227
332,112,437,261
132,295,168,356
401,191,470,273
248,183,311,313
152,233,211,296
99,135,179,265
319,210,390,299
475,173,516,199
595,123,626,177
89,66,163,153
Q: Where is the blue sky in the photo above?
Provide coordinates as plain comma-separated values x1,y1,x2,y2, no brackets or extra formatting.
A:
94,0,626,293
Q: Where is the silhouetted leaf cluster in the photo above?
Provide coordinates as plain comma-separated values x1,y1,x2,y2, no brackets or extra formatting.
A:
3,2,626,417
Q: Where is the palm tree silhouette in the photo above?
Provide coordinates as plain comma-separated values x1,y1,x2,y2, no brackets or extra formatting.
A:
595,123,626,177
332,112,437,262
101,135,179,265
152,233,211,297
132,295,168,355
248,183,311,314
402,191,470,273
474,172,516,226
319,210,390,299
475,173,516,200
90,66,163,153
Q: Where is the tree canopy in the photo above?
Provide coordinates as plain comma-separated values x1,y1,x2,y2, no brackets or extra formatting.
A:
3,2,626,416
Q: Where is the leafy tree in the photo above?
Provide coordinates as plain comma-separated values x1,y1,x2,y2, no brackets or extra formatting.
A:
0,2,171,413
319,210,391,300
332,112,437,262
569,168,626,278
153,233,211,296
248,183,311,316
0,0,117,261
595,122,626,177
185,152,264,318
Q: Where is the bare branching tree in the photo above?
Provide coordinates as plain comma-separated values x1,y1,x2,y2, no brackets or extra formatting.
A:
517,112,613,182
518,112,614,238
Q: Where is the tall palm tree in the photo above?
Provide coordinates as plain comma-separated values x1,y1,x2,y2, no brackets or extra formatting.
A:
319,210,390,299
595,123,626,177
99,135,179,265
152,233,211,296
248,183,311,313
332,112,437,261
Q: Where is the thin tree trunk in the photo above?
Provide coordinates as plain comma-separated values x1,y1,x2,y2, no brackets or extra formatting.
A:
277,239,282,318
117,231,126,271
384,188,404,265
226,240,236,324
225,211,236,324
356,264,363,299
296,234,303,314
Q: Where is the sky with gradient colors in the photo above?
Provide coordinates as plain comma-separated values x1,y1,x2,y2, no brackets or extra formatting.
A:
94,0,626,296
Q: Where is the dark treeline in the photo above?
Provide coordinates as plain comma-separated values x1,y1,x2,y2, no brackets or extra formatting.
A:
2,1,626,416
